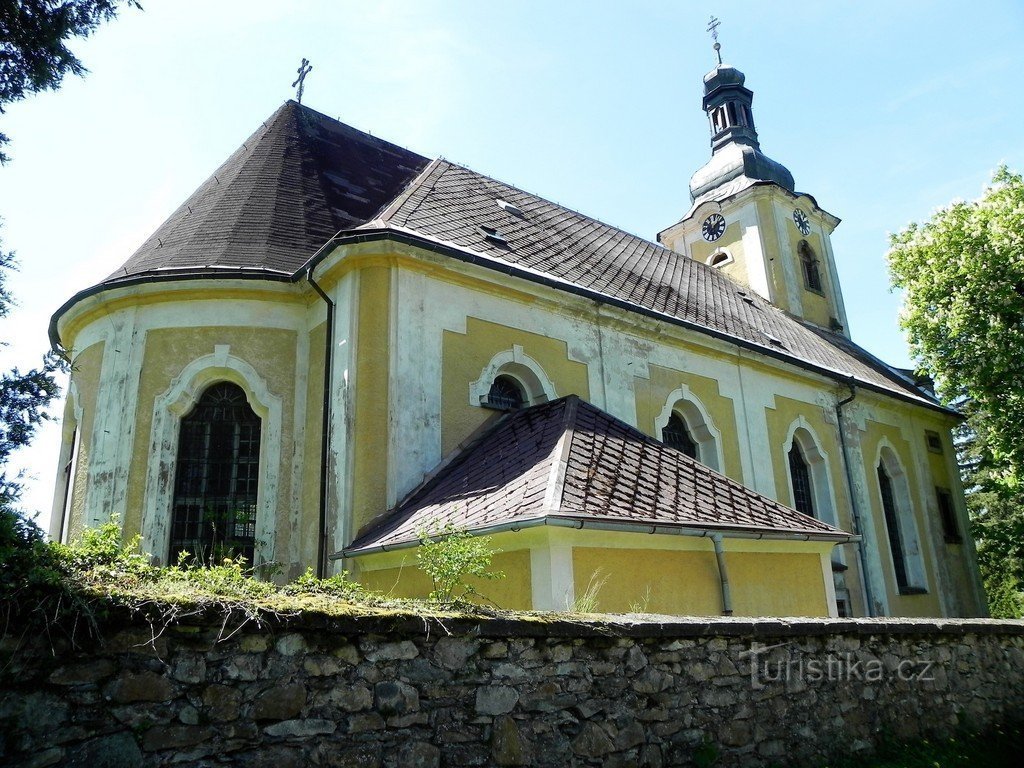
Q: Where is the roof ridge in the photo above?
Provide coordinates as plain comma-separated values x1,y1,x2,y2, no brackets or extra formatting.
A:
540,395,579,514
373,157,446,226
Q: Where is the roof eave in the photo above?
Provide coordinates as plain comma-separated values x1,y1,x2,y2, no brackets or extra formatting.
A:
337,513,859,559
48,267,294,353
309,228,955,417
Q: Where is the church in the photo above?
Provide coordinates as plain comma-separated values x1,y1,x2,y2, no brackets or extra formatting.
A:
47,54,986,619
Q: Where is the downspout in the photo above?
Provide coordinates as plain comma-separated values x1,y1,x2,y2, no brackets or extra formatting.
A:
307,267,334,578
835,380,875,616
711,533,733,616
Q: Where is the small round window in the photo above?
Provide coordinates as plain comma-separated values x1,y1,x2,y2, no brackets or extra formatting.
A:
485,375,525,410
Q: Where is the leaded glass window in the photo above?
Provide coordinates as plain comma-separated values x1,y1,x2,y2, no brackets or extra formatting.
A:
486,375,525,410
878,463,909,591
788,441,815,518
170,382,261,565
663,413,698,459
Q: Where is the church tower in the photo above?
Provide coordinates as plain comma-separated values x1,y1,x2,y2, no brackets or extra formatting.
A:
659,53,850,336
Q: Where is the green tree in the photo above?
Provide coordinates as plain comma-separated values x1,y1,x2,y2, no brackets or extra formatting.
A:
2,0,138,524
1,0,141,163
887,166,1024,616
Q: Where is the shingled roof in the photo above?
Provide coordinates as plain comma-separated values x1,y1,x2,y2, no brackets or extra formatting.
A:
105,101,429,282
364,159,939,408
57,101,944,413
344,396,853,556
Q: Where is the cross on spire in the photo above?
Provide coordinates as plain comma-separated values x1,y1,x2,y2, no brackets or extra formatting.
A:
706,15,723,66
292,58,313,104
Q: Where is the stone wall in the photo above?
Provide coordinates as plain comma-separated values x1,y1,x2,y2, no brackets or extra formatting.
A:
2,612,1023,767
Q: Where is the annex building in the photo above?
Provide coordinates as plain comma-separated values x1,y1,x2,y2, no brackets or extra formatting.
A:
48,59,986,618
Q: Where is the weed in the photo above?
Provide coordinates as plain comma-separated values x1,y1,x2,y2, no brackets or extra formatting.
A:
570,568,608,613
415,525,505,605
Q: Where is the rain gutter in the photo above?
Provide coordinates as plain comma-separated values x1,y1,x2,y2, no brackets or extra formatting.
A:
335,514,860,560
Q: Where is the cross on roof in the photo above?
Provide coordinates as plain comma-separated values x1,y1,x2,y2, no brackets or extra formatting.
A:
707,15,723,65
292,58,313,105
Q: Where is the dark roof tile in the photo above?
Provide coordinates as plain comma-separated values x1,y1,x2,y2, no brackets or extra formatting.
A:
345,396,851,555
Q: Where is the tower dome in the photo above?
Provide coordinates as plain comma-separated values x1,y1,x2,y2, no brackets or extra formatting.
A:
689,63,795,204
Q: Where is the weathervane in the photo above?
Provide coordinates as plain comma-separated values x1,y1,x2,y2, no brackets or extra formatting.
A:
292,58,313,104
707,15,723,66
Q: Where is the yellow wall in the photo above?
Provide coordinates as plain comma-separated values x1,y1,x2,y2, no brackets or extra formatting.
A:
66,340,105,541
635,363,743,482
358,549,532,610
124,325,298,551
727,551,828,617
351,267,392,537
440,317,590,455
573,546,722,615
690,220,751,288
572,545,828,617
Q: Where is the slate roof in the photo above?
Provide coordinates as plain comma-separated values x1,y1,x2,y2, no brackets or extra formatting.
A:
105,101,429,281
58,100,943,413
345,395,852,556
367,160,938,408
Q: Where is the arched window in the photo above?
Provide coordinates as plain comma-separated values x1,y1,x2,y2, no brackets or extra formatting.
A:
876,447,927,594
662,412,698,459
798,240,822,293
707,250,733,268
170,382,261,565
788,441,815,518
486,374,526,410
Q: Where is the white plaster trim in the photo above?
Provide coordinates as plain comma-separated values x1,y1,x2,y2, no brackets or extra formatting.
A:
330,273,359,565
286,320,311,572
782,418,841,531
552,545,576,610
49,381,83,542
705,248,734,268
873,439,928,592
469,344,558,407
653,385,725,472
141,346,283,567
820,551,840,618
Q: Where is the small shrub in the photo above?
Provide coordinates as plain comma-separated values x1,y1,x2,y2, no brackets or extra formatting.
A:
415,525,504,605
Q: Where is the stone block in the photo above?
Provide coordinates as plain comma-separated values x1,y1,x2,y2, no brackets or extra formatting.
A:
63,731,142,768
491,714,530,765
275,634,309,656
475,686,519,715
253,683,306,721
105,671,173,704
202,683,242,722
572,722,614,758
374,680,419,716
398,741,440,768
436,637,479,670
323,684,373,712
264,718,336,738
364,640,418,662
141,725,215,752
48,659,116,686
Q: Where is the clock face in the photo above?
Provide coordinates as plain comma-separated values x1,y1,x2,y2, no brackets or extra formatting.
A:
792,208,811,236
701,213,726,242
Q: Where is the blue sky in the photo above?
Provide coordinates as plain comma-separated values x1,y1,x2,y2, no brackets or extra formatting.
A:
2,1,1023,529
